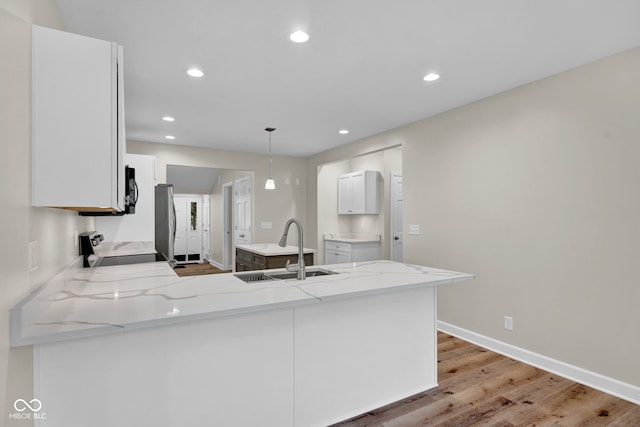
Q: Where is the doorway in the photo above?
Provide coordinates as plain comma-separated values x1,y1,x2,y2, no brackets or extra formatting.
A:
234,176,252,245
166,165,254,269
174,194,206,264
223,183,233,270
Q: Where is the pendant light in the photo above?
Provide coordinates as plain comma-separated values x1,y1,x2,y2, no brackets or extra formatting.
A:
265,127,276,190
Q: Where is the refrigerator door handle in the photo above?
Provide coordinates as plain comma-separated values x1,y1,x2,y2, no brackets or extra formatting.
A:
172,204,177,242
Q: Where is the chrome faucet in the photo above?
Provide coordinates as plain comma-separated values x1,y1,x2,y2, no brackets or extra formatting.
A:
278,218,305,280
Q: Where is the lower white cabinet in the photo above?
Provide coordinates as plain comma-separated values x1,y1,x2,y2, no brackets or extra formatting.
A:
324,240,380,264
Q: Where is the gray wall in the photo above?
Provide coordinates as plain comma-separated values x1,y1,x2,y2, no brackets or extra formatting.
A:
308,45,640,388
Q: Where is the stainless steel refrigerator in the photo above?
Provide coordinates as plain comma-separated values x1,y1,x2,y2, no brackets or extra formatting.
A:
155,184,177,267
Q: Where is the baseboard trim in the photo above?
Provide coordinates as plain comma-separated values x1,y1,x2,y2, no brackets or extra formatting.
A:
437,321,640,405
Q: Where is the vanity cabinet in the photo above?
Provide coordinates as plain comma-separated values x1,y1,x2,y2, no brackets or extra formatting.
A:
324,240,380,264
338,170,380,214
32,25,126,212
236,248,314,272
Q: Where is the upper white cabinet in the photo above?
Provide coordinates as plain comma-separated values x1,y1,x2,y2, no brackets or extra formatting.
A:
338,170,380,214
32,25,126,212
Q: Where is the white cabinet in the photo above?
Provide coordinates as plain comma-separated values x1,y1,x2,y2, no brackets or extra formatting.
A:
338,170,380,214
324,240,380,264
32,25,126,212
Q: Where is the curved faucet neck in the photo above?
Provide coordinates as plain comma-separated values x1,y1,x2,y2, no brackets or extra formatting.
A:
278,218,305,280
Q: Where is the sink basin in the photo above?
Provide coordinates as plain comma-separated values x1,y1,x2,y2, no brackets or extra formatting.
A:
234,268,338,283
267,269,338,280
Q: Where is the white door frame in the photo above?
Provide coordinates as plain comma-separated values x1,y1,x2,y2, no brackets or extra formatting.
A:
223,183,233,270
390,172,403,262
202,195,211,262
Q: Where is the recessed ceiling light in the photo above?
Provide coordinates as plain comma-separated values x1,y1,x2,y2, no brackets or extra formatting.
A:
339,129,349,135
187,68,204,77
162,116,175,122
165,135,175,140
289,31,309,43
423,73,440,82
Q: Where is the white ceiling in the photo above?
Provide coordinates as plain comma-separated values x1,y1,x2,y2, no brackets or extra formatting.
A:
56,0,640,157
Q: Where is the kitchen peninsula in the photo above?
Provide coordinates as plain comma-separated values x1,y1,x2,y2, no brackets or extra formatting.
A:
12,259,473,427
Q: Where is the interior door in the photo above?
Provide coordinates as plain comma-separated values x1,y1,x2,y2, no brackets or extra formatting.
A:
186,196,203,262
174,196,187,262
223,183,233,270
234,176,252,244
391,173,403,262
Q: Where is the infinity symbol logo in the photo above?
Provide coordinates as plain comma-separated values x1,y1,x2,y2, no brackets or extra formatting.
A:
14,399,42,412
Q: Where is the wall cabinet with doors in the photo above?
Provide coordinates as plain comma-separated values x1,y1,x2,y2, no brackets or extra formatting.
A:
31,25,126,212
338,170,380,214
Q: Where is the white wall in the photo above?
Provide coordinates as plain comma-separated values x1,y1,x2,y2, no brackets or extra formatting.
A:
308,46,640,391
0,1,95,425
316,148,402,263
127,140,308,254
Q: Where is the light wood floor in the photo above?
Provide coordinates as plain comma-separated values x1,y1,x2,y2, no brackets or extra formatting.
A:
333,332,640,426
173,262,230,277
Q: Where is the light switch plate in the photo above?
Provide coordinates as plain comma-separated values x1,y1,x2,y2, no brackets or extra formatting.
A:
408,225,420,235
261,222,273,230
504,316,513,331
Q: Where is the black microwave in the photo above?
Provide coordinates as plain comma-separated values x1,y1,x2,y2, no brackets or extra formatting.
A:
80,166,138,216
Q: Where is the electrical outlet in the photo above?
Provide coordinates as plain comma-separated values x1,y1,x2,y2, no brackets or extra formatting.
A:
74,230,79,247
504,316,513,331
261,222,273,230
408,225,420,235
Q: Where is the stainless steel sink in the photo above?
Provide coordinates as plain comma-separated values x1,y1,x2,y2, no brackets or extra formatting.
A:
234,268,338,283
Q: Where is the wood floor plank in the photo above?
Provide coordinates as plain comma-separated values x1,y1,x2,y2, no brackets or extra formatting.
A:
332,333,640,427
386,359,545,426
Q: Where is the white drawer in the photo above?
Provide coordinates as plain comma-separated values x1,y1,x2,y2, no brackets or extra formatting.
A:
324,241,351,253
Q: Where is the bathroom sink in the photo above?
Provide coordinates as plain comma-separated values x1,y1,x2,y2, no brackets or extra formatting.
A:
234,268,337,283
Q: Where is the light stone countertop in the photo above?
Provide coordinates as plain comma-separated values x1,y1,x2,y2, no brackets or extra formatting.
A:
93,241,156,257
11,259,473,346
323,233,381,243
